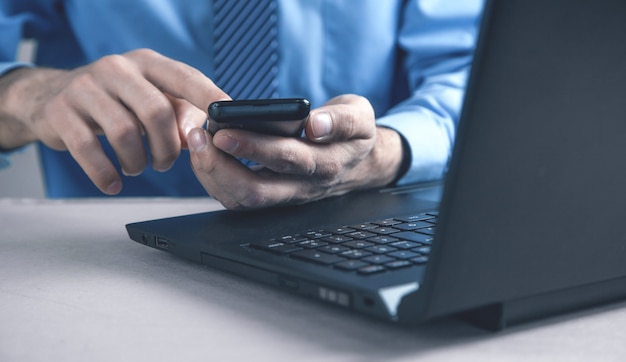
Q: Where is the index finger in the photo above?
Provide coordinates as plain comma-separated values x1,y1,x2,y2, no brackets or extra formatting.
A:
127,49,231,112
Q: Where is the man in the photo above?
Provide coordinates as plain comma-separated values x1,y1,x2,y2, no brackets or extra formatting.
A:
0,0,483,209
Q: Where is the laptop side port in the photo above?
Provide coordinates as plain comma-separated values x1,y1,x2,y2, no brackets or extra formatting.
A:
155,237,169,249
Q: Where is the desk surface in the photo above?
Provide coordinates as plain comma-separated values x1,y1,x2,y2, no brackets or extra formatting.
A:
1,198,625,361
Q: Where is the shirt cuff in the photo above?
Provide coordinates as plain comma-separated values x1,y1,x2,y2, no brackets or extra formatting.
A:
0,62,33,77
0,153,10,168
0,146,23,169
376,110,452,186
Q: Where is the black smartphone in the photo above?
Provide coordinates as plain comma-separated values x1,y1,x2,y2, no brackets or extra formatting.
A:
207,98,310,137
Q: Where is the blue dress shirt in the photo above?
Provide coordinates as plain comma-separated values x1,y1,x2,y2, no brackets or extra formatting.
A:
0,0,483,197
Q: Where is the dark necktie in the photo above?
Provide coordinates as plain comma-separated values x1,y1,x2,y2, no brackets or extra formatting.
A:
213,0,279,100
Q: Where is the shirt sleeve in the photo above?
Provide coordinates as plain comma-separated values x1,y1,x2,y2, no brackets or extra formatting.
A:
376,0,484,185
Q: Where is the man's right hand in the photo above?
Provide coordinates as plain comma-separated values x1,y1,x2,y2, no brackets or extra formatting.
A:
0,48,228,194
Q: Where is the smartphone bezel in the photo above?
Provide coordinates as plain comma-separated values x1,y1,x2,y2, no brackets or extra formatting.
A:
207,98,310,137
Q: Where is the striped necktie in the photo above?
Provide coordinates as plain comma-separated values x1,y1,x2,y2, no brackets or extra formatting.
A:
213,0,279,100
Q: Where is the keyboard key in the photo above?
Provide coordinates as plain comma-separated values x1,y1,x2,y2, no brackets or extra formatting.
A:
362,255,396,265
388,250,421,260
346,231,377,239
342,240,375,249
365,245,398,254
393,221,432,231
397,213,435,223
335,260,369,271
366,235,399,244
414,246,431,254
385,260,412,270
370,227,399,235
321,235,354,244
411,256,429,264
389,240,422,249
305,231,332,239
390,231,434,244
298,240,328,249
358,265,386,275
250,240,303,254
340,249,373,259
348,223,378,230
326,226,355,234
318,245,350,254
276,234,308,244
292,250,346,265
415,227,436,236
373,219,402,226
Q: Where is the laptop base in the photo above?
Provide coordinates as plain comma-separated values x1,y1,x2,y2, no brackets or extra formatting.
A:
460,276,626,331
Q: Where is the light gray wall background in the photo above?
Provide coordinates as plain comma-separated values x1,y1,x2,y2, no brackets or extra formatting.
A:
0,40,46,198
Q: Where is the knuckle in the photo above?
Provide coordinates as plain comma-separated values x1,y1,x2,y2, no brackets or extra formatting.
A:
178,65,201,80
107,121,140,145
157,148,180,166
66,134,97,155
238,184,270,208
315,156,342,180
66,72,98,96
319,163,341,181
191,151,218,176
127,48,157,60
271,146,316,175
140,93,174,124
95,54,130,73
276,147,301,172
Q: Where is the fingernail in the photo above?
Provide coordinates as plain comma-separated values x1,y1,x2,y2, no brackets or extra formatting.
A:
122,169,142,177
106,180,122,195
311,112,333,140
154,163,173,173
214,133,239,153
188,128,208,152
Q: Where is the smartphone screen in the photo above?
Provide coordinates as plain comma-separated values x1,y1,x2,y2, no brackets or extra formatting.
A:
207,98,310,137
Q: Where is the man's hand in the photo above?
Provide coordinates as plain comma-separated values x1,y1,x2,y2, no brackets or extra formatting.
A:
0,49,228,194
188,94,405,209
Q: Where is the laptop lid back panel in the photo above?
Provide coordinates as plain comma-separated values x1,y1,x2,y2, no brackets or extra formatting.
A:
421,0,626,321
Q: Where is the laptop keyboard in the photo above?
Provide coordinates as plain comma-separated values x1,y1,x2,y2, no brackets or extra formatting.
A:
247,211,438,276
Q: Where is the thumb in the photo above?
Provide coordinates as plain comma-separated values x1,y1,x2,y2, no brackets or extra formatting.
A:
187,127,209,153
305,94,375,144
168,96,208,149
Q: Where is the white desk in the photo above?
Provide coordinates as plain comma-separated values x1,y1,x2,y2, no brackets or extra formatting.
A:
1,198,625,361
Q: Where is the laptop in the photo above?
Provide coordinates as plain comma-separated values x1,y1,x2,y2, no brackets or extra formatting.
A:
126,0,626,330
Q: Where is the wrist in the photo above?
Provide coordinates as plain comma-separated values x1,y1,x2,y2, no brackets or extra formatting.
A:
369,126,408,187
0,67,51,150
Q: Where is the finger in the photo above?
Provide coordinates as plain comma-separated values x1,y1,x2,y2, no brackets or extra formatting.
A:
55,114,122,195
166,96,208,149
212,129,318,175
93,54,181,172
187,128,302,209
127,49,231,113
69,82,148,176
305,94,376,143
188,127,257,208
